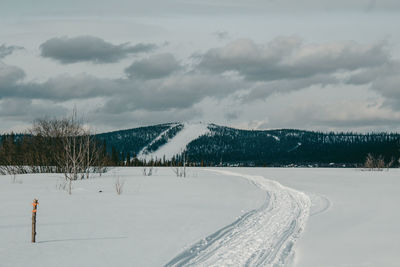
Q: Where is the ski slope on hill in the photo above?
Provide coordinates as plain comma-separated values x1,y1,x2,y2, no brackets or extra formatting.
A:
166,169,311,267
138,122,210,161
137,123,179,157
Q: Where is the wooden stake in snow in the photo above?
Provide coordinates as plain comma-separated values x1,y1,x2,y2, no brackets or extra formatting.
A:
31,199,38,243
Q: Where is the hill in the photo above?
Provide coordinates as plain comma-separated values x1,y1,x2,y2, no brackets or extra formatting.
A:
95,123,400,167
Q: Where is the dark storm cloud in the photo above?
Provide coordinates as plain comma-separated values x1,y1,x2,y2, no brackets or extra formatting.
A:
40,36,157,64
125,53,181,80
0,44,23,59
197,37,389,81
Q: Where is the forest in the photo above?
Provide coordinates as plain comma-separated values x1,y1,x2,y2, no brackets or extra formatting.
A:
1,123,399,169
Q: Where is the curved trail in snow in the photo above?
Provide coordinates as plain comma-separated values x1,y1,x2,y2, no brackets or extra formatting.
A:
165,169,311,267
308,193,331,216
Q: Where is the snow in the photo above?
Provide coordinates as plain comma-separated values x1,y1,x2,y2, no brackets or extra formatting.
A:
288,142,302,152
166,169,311,266
1,167,400,267
217,168,400,267
138,122,210,161
0,167,264,267
267,134,280,141
137,123,178,157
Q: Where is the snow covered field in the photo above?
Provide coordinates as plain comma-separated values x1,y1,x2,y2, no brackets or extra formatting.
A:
1,167,400,266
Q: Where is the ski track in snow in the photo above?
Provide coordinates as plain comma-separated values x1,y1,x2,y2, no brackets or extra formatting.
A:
139,122,210,161
308,193,331,216
165,169,311,267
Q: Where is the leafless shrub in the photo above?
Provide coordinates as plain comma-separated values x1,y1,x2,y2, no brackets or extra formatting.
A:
172,154,187,178
364,153,392,171
114,176,125,195
143,166,153,176
171,166,186,178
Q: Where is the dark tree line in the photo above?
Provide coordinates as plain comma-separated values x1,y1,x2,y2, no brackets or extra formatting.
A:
2,121,400,170
184,126,400,167
0,133,130,171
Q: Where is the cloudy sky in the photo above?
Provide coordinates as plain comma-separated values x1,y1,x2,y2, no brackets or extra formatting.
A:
1,0,400,133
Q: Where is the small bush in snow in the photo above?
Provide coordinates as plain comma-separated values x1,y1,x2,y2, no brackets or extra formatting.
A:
143,167,153,176
114,176,125,195
364,153,394,171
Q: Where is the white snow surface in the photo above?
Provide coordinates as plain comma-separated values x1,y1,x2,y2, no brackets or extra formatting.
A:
166,169,311,266
137,123,178,157
138,122,210,161
0,167,264,267
2,167,400,267
219,168,400,267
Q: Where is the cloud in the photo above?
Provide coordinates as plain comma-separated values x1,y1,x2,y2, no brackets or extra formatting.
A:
99,73,245,113
242,74,338,102
213,31,230,40
0,44,23,59
40,36,157,64
0,65,116,101
297,99,400,129
2,36,400,133
197,37,389,81
125,53,181,80
0,98,68,119
346,62,400,109
0,63,25,95
0,60,245,113
89,106,202,130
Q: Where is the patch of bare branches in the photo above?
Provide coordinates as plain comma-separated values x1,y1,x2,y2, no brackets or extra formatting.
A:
29,108,107,194
143,166,153,176
364,153,395,171
171,154,187,178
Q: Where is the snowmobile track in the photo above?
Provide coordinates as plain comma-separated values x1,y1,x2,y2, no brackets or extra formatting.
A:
165,169,311,267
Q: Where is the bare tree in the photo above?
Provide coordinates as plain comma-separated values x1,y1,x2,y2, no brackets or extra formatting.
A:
83,134,101,179
30,108,106,194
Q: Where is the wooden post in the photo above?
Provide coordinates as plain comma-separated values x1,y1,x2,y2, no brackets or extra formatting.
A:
32,199,38,243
